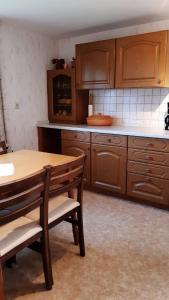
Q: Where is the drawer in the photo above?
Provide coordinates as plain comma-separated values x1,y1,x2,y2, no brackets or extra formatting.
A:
91,133,127,147
128,148,169,166
61,130,90,142
128,136,169,152
128,161,169,179
127,173,169,205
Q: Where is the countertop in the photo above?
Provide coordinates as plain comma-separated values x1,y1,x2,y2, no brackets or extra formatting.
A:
37,121,169,140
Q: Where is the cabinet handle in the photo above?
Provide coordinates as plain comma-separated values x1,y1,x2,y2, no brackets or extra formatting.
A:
146,156,153,161
146,143,154,147
108,138,111,143
146,169,152,173
158,79,161,84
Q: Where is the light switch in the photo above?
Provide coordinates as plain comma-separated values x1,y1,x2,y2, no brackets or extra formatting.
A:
15,102,20,110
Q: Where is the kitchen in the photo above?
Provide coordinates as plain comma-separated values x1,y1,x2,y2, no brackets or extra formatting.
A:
1,1,169,299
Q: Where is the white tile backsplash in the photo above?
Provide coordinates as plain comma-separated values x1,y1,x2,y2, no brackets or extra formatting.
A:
91,88,169,129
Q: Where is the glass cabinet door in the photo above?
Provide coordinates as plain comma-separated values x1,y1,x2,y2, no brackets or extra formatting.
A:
53,74,72,117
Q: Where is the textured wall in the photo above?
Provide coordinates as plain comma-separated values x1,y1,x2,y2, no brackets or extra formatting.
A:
91,88,169,129
0,22,57,150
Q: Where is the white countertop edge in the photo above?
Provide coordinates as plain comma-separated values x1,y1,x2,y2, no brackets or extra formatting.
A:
36,121,169,140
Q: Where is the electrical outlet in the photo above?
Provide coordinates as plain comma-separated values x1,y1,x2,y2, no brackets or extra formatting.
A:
15,102,20,110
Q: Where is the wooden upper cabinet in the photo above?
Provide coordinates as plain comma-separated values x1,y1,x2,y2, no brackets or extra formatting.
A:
115,31,169,88
76,39,115,89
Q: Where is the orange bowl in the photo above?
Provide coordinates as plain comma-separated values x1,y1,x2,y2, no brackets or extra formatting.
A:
86,115,113,126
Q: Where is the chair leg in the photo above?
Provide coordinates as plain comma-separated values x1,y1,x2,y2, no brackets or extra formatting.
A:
0,263,4,300
41,234,53,290
77,207,85,257
72,212,79,245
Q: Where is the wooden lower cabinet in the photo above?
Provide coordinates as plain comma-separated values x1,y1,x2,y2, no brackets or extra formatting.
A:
127,173,169,205
62,140,90,184
91,144,127,193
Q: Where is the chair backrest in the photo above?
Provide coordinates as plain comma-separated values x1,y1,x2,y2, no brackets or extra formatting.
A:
0,141,7,155
0,167,50,227
49,155,86,201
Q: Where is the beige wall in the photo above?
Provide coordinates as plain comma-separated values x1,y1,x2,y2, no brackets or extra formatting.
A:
0,21,57,151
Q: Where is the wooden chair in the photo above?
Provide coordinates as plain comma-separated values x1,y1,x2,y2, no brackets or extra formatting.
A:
0,168,53,299
26,155,86,257
0,142,7,155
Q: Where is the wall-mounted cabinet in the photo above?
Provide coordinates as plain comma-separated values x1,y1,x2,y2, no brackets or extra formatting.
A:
76,39,115,89
47,69,89,124
75,30,169,89
115,31,169,88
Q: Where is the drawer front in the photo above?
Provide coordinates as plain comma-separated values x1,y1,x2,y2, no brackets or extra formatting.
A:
128,161,169,179
128,148,169,166
127,173,169,205
62,130,90,142
92,133,127,147
128,136,169,152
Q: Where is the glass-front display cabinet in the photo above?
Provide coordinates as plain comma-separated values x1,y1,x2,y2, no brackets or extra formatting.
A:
47,69,89,124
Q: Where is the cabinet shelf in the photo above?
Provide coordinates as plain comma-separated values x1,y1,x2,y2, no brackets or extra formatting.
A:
47,69,89,124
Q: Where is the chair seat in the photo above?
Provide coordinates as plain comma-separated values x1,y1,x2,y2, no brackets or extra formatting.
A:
26,196,80,224
0,217,42,256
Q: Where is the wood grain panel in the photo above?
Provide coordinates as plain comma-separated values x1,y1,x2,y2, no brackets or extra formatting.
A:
128,160,169,179
76,39,115,89
91,144,127,193
128,136,169,152
61,130,90,142
128,148,169,166
116,31,168,88
91,133,127,147
127,173,169,205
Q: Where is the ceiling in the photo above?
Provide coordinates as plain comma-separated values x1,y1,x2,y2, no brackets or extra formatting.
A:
0,0,169,38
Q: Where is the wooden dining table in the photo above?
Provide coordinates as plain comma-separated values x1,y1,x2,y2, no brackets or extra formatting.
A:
0,149,76,186
0,150,78,299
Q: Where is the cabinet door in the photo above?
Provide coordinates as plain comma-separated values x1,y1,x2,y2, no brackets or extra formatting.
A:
47,69,89,124
91,144,127,193
62,140,90,185
127,173,169,205
76,39,115,89
116,31,168,88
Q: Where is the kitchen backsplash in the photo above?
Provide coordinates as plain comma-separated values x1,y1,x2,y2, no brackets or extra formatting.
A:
91,88,169,128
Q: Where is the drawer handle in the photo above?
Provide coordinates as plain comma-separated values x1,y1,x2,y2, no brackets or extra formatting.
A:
146,169,152,173
146,143,154,147
146,156,154,161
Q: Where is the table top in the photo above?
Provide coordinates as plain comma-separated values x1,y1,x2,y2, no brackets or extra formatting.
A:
0,150,76,186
